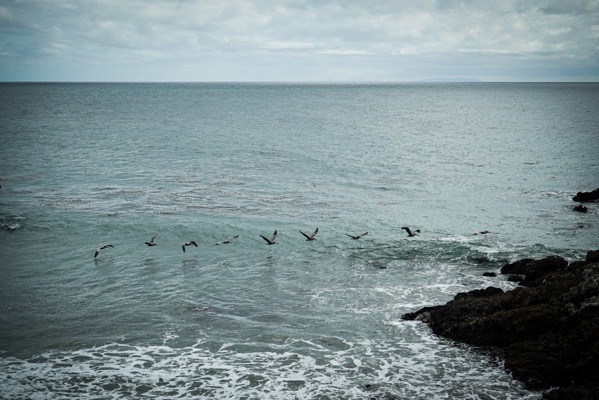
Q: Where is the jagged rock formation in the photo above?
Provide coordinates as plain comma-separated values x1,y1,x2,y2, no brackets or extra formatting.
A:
403,251,599,399
573,188,599,202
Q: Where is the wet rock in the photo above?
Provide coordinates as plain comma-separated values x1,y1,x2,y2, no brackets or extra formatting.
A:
572,188,599,202
454,287,503,300
482,272,497,277
573,204,588,213
402,250,599,399
587,250,599,263
500,255,568,287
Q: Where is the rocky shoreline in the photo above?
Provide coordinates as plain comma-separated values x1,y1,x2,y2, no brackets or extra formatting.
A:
403,250,599,399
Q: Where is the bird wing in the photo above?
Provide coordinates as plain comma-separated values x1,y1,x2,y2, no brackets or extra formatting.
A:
312,228,319,238
300,230,311,240
270,230,278,241
216,235,236,245
260,235,272,244
150,235,157,244
182,245,186,252
191,241,198,247
94,249,99,258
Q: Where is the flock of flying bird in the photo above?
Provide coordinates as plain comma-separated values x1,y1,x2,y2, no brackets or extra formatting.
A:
93,227,422,259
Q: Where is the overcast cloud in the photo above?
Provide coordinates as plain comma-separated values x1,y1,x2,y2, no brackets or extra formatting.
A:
1,0,598,82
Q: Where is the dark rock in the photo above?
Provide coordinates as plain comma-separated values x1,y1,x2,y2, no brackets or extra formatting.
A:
500,258,535,274
501,255,568,286
402,252,599,398
543,384,599,400
402,306,439,322
507,275,524,282
573,188,599,202
587,250,599,263
483,272,497,277
454,287,503,300
573,204,588,213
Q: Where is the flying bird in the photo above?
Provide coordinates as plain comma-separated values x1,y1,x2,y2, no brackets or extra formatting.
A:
182,241,198,252
260,230,278,245
401,227,420,237
145,235,158,246
94,244,114,259
347,232,368,240
215,235,239,245
300,227,319,241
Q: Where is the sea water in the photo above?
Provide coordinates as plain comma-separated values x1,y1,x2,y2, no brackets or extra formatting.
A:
0,82,598,399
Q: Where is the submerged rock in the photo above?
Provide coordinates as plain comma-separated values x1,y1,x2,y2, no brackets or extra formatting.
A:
574,204,588,213
403,250,599,399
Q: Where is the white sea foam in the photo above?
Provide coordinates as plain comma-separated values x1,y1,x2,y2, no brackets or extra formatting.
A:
0,335,543,400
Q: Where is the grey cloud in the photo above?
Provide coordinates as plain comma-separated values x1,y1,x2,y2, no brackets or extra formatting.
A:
0,0,598,81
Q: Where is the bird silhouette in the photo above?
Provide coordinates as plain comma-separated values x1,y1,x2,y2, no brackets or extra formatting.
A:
347,232,368,240
215,235,239,245
260,230,278,245
145,235,158,246
300,227,319,241
401,227,420,237
94,244,114,259
182,241,198,252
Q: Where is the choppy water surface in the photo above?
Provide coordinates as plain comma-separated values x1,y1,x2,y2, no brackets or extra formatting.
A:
0,83,598,399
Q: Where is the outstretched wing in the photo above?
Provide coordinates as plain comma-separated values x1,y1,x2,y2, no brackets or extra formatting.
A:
260,235,272,244
216,235,237,245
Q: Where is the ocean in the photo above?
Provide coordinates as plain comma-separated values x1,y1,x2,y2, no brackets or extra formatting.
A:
0,82,598,399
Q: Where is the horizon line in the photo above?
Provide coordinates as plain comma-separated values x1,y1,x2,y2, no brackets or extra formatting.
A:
1,80,598,84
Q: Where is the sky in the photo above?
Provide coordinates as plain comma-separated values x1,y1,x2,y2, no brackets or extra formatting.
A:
0,0,598,82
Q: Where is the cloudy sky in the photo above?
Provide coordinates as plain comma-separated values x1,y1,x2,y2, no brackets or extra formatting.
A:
1,0,598,82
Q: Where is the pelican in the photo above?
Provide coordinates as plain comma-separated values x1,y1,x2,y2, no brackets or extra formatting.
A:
94,244,114,259
401,227,420,237
300,227,319,241
347,232,368,240
145,235,158,246
260,230,278,245
182,241,198,252
215,235,239,245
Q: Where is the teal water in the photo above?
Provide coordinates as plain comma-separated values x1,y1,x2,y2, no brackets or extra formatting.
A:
0,83,598,399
